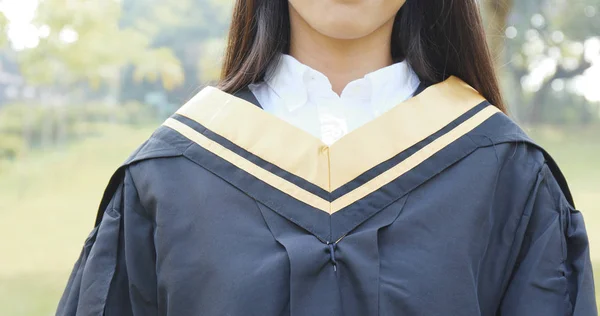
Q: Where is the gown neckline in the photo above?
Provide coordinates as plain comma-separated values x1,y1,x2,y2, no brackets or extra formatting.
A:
162,76,499,216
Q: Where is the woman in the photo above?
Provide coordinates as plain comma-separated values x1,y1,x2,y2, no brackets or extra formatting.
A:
57,0,597,315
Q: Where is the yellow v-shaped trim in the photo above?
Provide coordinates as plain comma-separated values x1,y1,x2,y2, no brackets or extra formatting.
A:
166,76,499,214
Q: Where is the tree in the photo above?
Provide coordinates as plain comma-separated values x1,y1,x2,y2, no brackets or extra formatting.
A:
481,0,600,124
119,0,233,103
4,0,185,148
17,0,184,95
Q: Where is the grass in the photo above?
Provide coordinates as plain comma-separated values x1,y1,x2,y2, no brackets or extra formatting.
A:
0,272,70,315
0,124,154,315
0,124,598,315
527,126,600,262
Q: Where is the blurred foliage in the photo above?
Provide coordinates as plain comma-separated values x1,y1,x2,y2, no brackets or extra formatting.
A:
197,37,227,84
483,0,600,124
0,10,8,48
17,0,184,91
0,100,155,166
118,0,231,103
0,0,233,168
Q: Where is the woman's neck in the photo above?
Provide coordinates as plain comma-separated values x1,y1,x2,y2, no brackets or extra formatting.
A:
288,6,395,95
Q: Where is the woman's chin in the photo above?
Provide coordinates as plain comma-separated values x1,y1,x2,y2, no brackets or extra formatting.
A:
314,23,373,40
289,0,403,41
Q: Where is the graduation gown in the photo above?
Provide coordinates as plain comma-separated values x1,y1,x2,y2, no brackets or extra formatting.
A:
57,76,597,316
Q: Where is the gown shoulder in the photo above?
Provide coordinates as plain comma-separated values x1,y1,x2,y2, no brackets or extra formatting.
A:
466,108,576,207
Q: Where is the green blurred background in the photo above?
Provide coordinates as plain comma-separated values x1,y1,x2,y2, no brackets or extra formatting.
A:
0,0,598,314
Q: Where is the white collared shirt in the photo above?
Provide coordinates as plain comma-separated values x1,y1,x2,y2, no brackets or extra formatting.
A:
248,54,421,145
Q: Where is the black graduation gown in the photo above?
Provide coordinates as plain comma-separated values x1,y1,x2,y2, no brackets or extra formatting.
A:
56,76,597,316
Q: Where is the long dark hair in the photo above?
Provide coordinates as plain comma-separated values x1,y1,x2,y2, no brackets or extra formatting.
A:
219,0,506,113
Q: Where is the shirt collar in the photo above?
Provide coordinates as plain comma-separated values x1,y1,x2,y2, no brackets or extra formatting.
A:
265,54,310,112
367,61,421,113
264,53,418,113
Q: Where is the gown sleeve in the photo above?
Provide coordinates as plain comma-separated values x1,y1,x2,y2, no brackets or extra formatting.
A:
56,168,158,316
498,163,597,315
